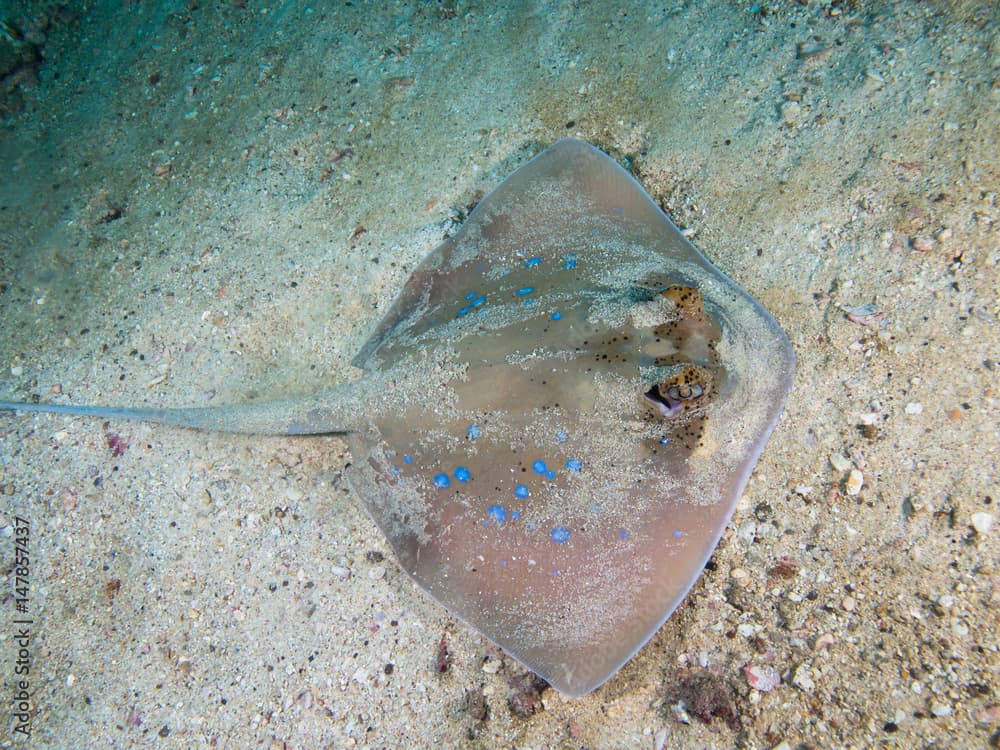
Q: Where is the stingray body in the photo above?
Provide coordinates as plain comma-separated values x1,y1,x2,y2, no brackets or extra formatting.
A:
0,139,794,696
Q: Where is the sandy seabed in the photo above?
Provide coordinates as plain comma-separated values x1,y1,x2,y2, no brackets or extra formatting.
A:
0,2,997,748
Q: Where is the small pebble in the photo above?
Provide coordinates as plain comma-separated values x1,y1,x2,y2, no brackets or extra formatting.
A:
971,512,994,535
930,701,952,717
845,469,864,496
906,495,926,513
905,402,923,415
791,664,815,692
780,100,802,125
744,664,781,692
61,490,78,512
973,705,1000,724
814,633,836,649
842,595,856,612
368,565,386,580
482,657,502,674
829,453,851,472
669,701,692,725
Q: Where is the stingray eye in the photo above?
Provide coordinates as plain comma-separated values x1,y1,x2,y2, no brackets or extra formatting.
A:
641,383,683,418
641,366,713,420
666,382,704,401
660,285,705,319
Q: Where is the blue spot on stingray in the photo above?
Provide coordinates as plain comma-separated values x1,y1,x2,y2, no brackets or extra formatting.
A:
465,291,478,300
555,430,569,444
515,286,535,296
673,529,684,539
455,306,470,317
500,559,507,568
511,510,521,520
552,569,560,577
514,484,530,499
466,424,481,441
470,295,487,307
454,466,471,483
532,459,548,475
487,504,507,525
433,473,451,489
403,455,413,464
524,257,542,268
614,206,623,214
565,458,583,471
550,527,571,544
551,311,563,321
522,298,535,306
545,470,556,480
562,253,577,270
659,436,670,445
619,528,630,540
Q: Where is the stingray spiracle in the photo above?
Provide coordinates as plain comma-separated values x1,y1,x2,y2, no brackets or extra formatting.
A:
640,365,714,419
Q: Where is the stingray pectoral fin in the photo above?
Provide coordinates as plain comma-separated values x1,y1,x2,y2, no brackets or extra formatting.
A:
0,378,371,436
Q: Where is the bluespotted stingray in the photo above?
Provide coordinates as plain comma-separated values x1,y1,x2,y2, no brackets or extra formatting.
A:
0,139,794,696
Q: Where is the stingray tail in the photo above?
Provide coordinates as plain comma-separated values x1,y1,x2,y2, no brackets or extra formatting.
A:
0,384,366,436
